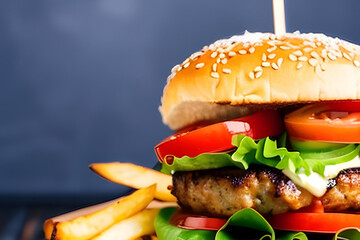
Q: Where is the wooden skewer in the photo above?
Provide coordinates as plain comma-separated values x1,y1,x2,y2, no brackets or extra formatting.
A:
272,0,286,36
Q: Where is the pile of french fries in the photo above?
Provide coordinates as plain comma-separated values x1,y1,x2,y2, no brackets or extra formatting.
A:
44,162,177,240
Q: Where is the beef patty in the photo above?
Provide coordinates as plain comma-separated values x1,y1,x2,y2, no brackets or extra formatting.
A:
171,166,360,217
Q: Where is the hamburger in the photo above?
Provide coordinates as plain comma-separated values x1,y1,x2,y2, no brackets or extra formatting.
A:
153,32,360,239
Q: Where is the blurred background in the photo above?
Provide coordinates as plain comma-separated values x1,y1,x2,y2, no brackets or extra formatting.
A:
1,0,360,239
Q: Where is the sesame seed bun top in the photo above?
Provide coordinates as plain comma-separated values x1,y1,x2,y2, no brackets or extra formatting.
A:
160,32,360,130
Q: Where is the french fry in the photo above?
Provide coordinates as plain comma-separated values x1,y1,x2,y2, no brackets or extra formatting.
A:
47,184,156,240
93,208,159,240
44,198,118,239
89,162,176,202
44,199,178,240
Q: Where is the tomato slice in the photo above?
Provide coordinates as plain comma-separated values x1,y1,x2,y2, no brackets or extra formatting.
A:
268,212,360,233
155,110,283,162
285,101,360,143
169,209,227,231
268,199,360,233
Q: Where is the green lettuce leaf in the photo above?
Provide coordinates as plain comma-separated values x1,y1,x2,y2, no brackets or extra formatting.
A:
161,153,234,175
154,207,360,240
334,228,360,240
302,144,360,176
155,207,308,240
161,134,360,178
154,207,216,240
215,208,274,240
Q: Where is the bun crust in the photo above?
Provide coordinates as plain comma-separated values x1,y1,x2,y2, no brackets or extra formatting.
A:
160,32,360,130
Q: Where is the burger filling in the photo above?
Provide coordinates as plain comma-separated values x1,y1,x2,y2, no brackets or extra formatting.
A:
154,101,360,234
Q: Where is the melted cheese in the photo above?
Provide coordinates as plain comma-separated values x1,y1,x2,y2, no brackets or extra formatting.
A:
282,155,360,197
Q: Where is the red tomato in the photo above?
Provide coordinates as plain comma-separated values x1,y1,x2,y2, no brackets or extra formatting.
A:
268,212,360,233
169,209,227,231
155,110,283,162
268,199,360,233
296,199,324,213
285,101,360,143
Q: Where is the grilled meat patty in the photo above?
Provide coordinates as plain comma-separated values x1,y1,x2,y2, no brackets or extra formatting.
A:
172,166,360,217
172,166,312,217
322,168,360,211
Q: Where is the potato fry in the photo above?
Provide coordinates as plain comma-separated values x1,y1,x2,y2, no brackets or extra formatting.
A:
89,162,176,202
44,199,177,240
93,208,159,240
44,198,118,239
48,184,156,240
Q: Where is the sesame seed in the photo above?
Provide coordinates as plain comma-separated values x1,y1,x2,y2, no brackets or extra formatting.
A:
191,52,202,59
328,52,337,60
334,51,342,58
249,47,255,54
212,63,218,72
254,66,263,72
354,60,360,67
171,64,180,72
223,68,231,74
268,53,276,60
280,46,290,50
217,58,221,64
262,53,267,62
343,52,352,61
289,54,297,61
303,40,316,47
342,44,355,53
211,72,220,78
288,44,300,49
298,56,308,62
211,52,218,58
209,45,216,51
309,58,319,67
267,46,277,52
221,58,228,64
315,64,322,74
303,47,313,52
272,63,279,70
183,62,190,68
239,50,247,55
277,58,283,67
293,50,303,56
255,71,262,78
228,51,236,57
177,66,182,72
182,58,190,65
196,63,205,69
316,42,322,46
296,62,303,70
321,50,327,59
310,51,320,59
249,72,255,80
219,53,226,59
262,62,271,67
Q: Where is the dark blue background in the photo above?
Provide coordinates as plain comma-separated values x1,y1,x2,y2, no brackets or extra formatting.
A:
1,0,360,201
